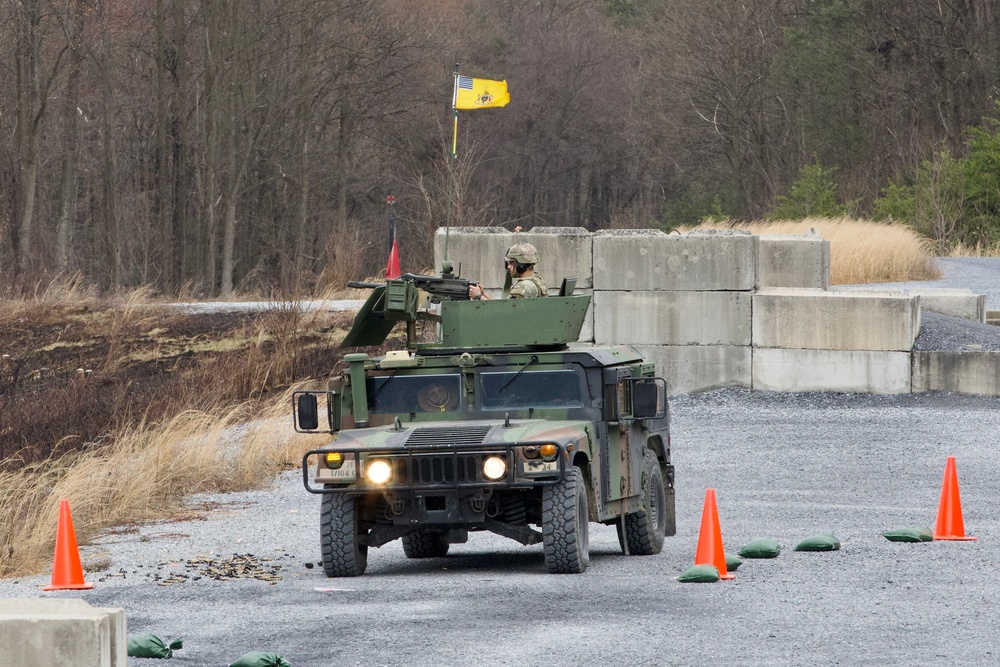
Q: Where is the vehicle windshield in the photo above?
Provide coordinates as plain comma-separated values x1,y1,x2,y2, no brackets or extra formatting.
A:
367,373,463,413
479,370,584,410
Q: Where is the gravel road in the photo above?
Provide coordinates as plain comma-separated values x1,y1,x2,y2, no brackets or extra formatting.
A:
5,258,1000,666
3,389,999,667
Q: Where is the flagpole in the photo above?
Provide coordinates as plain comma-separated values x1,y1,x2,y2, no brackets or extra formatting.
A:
443,63,460,274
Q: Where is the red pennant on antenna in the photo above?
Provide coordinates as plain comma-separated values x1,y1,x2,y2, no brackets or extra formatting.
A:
386,196,400,279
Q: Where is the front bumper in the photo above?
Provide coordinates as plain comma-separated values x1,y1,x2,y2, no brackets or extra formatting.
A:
301,442,567,495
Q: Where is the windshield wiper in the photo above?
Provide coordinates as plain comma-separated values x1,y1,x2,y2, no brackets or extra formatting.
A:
369,370,400,407
498,355,538,394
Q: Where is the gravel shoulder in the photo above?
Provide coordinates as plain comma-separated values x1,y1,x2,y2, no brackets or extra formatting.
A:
3,389,999,667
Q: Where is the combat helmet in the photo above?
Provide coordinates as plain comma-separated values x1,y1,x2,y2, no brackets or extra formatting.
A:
505,242,539,265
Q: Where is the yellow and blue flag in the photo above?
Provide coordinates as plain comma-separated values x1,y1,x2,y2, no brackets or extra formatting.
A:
453,75,510,110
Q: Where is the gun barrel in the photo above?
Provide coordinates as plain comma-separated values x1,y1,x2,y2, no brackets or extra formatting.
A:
348,281,383,289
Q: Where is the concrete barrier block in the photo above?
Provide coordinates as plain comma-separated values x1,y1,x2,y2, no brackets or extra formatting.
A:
752,288,920,351
433,227,592,290
593,291,750,346
633,345,751,394
592,229,756,291
756,233,830,289
905,288,986,323
434,227,514,289
577,289,595,342
912,350,1000,395
0,598,126,667
752,348,912,393
521,227,593,289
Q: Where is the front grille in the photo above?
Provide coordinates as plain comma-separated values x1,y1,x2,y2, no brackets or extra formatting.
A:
392,453,484,485
405,425,492,447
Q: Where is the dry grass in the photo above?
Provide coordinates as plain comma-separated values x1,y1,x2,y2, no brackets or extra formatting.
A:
688,217,942,284
0,388,320,579
947,241,1000,257
0,292,356,577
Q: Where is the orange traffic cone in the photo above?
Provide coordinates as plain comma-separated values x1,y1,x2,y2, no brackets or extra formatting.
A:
933,456,976,541
43,499,94,591
694,488,735,580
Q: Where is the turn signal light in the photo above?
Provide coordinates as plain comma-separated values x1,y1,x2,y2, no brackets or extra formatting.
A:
325,452,344,469
540,444,558,461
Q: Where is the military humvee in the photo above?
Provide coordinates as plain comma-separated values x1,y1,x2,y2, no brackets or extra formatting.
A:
297,270,675,575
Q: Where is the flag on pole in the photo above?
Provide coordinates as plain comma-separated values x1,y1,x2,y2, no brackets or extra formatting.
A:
453,75,510,110
385,195,400,279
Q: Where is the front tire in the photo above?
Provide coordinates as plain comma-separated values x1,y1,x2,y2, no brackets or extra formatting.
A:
402,530,450,558
542,466,590,573
320,493,368,577
618,450,667,556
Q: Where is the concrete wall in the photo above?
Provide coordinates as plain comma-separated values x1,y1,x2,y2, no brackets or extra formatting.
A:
756,232,830,290
0,598,126,667
634,345,752,394
434,227,592,290
433,227,996,396
592,229,756,291
753,349,912,393
912,350,1000,394
752,289,920,351
897,288,985,323
593,291,751,346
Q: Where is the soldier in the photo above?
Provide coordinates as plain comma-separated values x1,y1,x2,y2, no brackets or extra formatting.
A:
469,243,549,300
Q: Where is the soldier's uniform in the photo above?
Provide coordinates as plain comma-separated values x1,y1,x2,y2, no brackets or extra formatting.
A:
504,243,548,299
509,273,548,298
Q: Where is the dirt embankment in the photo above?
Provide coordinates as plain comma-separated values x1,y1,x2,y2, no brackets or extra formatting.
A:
0,302,355,468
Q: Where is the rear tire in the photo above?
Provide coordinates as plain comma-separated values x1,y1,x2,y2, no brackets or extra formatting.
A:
542,466,590,573
320,493,368,577
618,450,666,556
402,530,450,558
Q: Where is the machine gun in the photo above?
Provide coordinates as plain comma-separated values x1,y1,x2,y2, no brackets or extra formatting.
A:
342,272,478,348
348,272,477,301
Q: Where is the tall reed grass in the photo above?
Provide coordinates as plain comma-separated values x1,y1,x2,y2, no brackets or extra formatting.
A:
947,240,1000,257
690,217,942,284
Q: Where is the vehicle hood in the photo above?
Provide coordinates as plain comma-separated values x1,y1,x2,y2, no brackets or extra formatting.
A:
328,419,594,450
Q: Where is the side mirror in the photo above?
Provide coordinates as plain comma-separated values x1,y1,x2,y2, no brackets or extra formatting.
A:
631,379,666,419
296,393,319,430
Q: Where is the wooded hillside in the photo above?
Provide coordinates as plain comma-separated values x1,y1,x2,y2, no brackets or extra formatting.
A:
3,0,998,294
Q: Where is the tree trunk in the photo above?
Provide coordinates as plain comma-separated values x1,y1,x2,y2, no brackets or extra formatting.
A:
14,0,42,279
56,1,85,272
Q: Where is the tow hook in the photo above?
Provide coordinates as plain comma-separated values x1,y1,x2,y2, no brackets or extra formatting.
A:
388,494,406,516
469,493,486,513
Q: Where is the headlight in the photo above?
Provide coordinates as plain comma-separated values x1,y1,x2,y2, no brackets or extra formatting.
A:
482,456,507,481
366,459,393,485
539,444,558,461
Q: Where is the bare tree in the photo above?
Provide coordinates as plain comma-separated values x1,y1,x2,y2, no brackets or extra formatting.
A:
12,0,69,280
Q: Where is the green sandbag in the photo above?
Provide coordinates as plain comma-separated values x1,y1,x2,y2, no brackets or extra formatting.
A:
794,532,841,552
677,564,720,583
738,538,781,559
882,525,934,543
229,651,292,667
725,552,743,572
127,634,184,659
